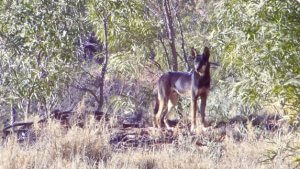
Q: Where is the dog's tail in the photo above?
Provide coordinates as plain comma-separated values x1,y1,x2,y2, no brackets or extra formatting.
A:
153,87,159,126
153,92,159,115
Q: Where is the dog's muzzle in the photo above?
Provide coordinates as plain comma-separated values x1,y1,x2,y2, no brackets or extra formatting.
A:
196,64,206,74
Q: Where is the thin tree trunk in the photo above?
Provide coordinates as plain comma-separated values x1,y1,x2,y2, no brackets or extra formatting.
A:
163,0,178,71
159,35,171,70
11,105,17,131
42,97,49,118
175,12,190,71
11,105,17,125
25,98,31,121
97,16,109,111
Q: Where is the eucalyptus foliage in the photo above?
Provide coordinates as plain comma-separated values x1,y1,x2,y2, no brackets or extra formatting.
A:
209,0,300,122
87,0,157,51
0,0,89,116
86,0,158,115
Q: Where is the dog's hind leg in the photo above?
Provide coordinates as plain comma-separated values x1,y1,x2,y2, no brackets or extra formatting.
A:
164,93,178,129
153,93,160,127
156,98,166,129
155,73,172,129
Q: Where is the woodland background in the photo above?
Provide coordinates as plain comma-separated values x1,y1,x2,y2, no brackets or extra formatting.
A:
0,0,299,168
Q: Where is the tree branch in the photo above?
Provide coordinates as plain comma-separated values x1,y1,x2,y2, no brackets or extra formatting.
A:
72,85,100,104
174,9,190,71
163,0,178,71
97,14,110,111
159,34,171,70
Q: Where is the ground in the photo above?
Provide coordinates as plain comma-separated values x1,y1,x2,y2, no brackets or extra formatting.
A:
0,116,298,169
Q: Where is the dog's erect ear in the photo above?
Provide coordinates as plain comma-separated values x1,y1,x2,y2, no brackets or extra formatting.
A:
191,47,197,59
203,47,210,59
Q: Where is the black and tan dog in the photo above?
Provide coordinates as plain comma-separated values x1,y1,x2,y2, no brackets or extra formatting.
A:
153,47,210,131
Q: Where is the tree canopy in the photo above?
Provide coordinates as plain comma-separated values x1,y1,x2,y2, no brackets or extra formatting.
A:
0,0,299,124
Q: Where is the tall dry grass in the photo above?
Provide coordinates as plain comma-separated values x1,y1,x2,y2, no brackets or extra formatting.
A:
0,119,298,169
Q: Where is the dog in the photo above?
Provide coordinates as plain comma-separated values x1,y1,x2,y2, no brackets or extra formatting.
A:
153,47,211,131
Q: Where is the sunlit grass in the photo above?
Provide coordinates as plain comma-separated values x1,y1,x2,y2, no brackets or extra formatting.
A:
0,119,298,169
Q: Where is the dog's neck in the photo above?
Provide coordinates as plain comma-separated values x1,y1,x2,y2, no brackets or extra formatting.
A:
192,63,210,88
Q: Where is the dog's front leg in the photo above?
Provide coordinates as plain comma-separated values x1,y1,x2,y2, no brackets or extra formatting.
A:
200,95,208,127
190,97,197,131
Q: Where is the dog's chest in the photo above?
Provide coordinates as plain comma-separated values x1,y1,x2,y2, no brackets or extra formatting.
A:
192,72,210,96
195,87,209,96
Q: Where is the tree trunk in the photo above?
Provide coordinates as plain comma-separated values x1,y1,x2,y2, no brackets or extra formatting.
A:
11,105,17,132
159,35,171,70
25,98,31,121
163,0,178,71
175,12,190,71
10,105,17,125
97,16,109,111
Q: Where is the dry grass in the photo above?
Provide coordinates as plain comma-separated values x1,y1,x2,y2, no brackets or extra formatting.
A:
0,120,298,169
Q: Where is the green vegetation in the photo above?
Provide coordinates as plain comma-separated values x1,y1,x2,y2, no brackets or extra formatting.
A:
0,0,299,168
209,0,300,123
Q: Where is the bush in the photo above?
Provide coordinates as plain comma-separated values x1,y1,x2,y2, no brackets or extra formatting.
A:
208,0,300,123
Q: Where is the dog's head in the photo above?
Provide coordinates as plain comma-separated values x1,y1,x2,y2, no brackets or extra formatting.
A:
191,47,210,74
